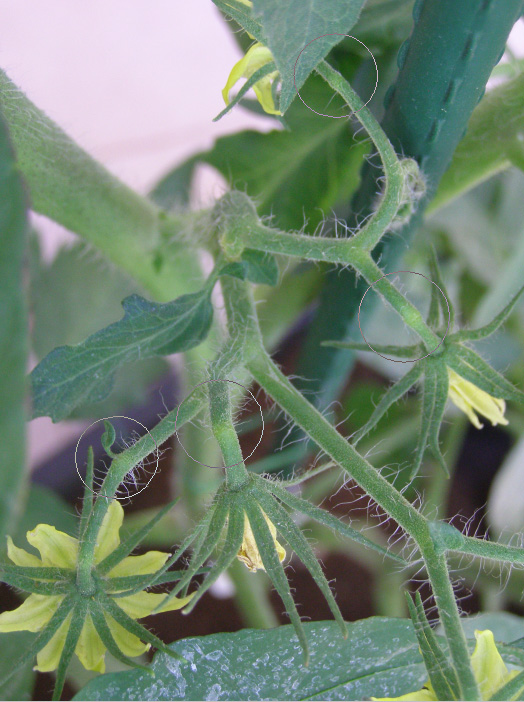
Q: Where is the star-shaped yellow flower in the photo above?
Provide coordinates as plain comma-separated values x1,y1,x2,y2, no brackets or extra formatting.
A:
223,42,281,115
0,501,191,674
448,368,508,429
373,629,521,701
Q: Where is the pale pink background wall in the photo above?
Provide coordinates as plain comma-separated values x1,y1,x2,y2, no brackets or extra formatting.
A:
1,2,522,469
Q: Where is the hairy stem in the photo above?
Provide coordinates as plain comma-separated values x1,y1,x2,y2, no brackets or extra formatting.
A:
222,277,478,698
77,389,206,591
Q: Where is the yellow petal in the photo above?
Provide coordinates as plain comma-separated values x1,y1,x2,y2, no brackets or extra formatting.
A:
75,614,106,673
448,369,508,429
253,74,280,115
471,629,513,700
222,42,281,115
0,594,63,633
105,613,150,658
34,612,72,672
107,551,169,579
6,535,43,568
94,500,124,563
26,524,78,568
116,591,193,619
237,511,286,572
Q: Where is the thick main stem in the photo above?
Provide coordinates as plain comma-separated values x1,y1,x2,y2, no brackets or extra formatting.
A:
207,378,249,489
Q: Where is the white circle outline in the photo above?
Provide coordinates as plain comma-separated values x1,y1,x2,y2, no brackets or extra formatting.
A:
357,270,451,364
174,379,264,469
293,34,379,118
74,415,159,500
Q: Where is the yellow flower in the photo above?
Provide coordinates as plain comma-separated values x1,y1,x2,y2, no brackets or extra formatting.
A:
0,501,191,674
448,368,508,429
222,42,281,115
237,511,286,572
372,629,521,701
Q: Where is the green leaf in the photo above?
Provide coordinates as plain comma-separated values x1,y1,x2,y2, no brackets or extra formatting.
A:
221,249,279,286
154,75,369,233
251,0,367,114
30,289,214,422
0,110,28,541
73,618,429,701
431,71,524,212
0,631,35,701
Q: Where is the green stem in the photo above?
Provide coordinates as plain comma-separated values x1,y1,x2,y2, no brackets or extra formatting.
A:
222,278,479,699
315,60,407,253
451,536,524,565
420,548,480,700
228,559,279,629
352,251,441,351
77,389,206,592
207,376,249,489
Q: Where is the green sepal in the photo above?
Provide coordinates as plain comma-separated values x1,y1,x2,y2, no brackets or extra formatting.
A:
411,360,449,480
405,591,461,701
489,669,524,701
100,594,186,663
243,499,309,665
352,363,423,446
0,564,72,581
321,340,421,359
425,360,451,476
163,497,229,606
97,498,180,576
0,568,71,595
220,249,279,286
79,446,95,538
264,478,405,564
212,0,266,44
101,421,117,458
427,247,454,332
451,284,524,343
447,345,524,405
0,595,74,691
31,288,214,422
254,488,348,638
101,569,207,593
88,602,153,675
214,62,277,122
182,499,245,614
52,598,88,701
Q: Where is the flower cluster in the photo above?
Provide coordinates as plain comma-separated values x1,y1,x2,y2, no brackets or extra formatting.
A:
0,496,191,700
326,264,524,478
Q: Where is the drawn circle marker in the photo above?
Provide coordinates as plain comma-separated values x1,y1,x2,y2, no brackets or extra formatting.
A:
293,34,378,118
357,270,451,364
174,379,264,469
75,415,159,500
